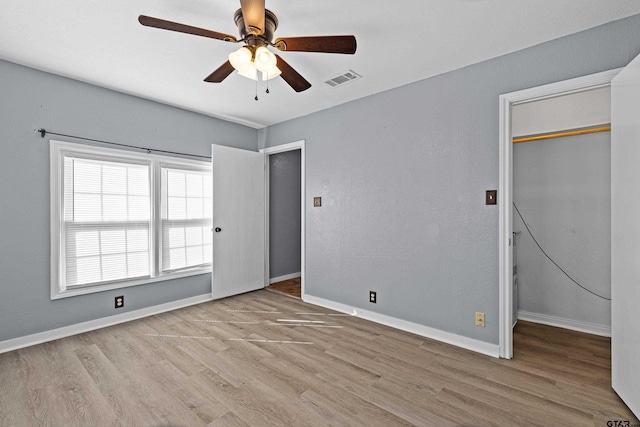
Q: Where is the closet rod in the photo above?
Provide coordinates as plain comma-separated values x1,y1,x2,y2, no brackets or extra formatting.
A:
512,125,611,144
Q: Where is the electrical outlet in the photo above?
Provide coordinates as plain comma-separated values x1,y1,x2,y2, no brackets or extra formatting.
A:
475,312,485,327
369,291,377,304
115,296,124,309
314,197,322,207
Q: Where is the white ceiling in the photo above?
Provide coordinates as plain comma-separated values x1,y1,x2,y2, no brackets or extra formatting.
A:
2,1,640,129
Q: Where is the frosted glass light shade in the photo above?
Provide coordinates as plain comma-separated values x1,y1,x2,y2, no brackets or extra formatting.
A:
261,66,282,81
254,46,277,73
237,62,258,81
228,47,253,71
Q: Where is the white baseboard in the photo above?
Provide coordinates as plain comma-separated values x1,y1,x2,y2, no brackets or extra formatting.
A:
269,272,301,284
518,310,611,337
0,294,213,354
303,294,500,358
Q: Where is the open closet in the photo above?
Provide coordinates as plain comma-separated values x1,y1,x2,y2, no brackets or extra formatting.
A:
511,87,612,336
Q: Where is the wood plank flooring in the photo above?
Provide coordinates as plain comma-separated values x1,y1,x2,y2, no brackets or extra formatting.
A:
0,290,637,426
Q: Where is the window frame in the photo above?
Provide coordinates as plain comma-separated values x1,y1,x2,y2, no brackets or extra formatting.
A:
50,140,212,300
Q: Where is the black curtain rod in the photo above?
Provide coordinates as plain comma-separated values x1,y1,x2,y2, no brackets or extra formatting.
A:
36,128,211,160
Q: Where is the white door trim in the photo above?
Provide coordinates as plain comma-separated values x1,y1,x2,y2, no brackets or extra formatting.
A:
260,140,306,298
498,68,621,359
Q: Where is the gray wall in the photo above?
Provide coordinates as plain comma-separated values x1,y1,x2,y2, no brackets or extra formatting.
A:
269,150,302,279
0,59,257,342
514,133,611,327
259,14,640,345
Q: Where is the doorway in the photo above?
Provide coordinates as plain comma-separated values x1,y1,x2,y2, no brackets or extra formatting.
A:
511,88,612,335
498,69,621,359
260,141,306,298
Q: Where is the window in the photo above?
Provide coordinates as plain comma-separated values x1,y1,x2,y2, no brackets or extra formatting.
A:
160,166,213,272
50,141,212,299
63,156,151,286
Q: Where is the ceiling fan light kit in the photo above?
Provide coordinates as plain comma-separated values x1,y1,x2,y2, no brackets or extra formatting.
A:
139,0,357,93
228,45,280,81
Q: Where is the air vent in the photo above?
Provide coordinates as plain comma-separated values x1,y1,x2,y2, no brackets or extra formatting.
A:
325,70,362,87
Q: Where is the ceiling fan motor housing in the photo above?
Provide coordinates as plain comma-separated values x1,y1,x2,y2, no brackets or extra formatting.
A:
234,8,278,46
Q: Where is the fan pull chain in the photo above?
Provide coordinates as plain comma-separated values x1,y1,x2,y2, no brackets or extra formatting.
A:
255,79,258,101
266,72,270,94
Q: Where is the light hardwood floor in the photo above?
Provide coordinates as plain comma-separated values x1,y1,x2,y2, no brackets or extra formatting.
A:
0,290,637,426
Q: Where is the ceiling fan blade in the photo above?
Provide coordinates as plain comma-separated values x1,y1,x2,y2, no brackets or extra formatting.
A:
204,60,235,83
275,55,311,92
239,0,265,35
138,15,237,42
274,36,357,54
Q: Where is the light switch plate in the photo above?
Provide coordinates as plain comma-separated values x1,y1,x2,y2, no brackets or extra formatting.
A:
486,190,497,205
314,197,322,207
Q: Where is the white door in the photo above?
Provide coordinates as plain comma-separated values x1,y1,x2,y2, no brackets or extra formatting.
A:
611,53,640,417
211,145,265,300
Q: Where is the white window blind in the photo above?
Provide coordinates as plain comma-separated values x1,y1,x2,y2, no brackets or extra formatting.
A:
161,166,213,272
63,156,151,287
51,141,212,299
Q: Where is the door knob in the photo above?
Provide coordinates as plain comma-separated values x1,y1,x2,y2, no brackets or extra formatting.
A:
215,227,222,233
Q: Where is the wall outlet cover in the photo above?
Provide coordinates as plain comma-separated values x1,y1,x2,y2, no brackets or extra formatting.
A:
115,295,124,309
314,197,322,207
369,291,377,303
475,312,485,327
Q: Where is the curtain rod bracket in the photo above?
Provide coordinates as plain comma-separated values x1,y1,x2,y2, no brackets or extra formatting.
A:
37,128,47,138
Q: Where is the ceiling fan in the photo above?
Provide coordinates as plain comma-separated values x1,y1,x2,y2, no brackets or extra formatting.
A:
139,0,357,93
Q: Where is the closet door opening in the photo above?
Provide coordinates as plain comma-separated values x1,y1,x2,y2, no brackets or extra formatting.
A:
511,88,612,340
498,68,620,359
